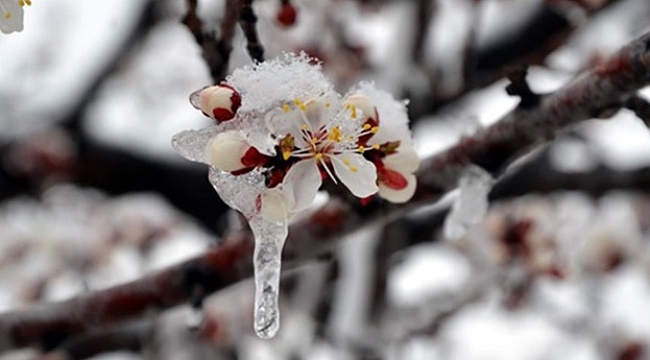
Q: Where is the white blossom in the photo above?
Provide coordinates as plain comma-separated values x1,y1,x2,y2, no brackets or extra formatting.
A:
173,53,419,222
0,0,30,34
172,53,419,339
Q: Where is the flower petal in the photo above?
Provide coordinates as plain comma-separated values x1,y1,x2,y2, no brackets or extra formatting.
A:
383,145,420,173
378,173,416,203
0,0,23,34
260,188,291,222
331,153,378,198
282,159,322,212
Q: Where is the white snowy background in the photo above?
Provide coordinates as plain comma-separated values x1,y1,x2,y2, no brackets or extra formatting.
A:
1,0,650,359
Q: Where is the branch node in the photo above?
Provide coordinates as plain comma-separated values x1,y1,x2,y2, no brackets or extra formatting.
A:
505,66,540,109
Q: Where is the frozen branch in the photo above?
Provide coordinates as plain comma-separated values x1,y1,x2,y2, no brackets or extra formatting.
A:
1,26,650,355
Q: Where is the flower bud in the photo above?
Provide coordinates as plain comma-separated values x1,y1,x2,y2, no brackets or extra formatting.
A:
199,84,242,122
276,2,297,27
205,131,251,172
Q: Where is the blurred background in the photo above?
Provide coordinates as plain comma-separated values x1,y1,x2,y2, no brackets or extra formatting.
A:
1,0,650,359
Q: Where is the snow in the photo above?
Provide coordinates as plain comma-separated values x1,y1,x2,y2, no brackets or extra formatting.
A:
0,0,146,138
388,243,471,308
442,300,567,360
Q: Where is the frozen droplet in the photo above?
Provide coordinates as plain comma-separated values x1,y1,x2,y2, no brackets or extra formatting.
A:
189,87,205,111
444,166,493,240
185,306,204,331
249,216,288,339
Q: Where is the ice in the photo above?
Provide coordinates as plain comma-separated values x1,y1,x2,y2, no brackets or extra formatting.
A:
249,216,288,339
444,166,494,240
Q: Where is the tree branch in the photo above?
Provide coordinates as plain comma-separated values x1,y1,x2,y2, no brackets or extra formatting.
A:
1,28,650,354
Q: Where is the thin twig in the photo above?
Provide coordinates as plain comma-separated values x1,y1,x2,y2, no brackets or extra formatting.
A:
238,0,265,62
182,0,241,82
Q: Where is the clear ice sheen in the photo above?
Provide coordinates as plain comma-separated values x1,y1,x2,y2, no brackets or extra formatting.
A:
249,216,288,339
444,166,494,240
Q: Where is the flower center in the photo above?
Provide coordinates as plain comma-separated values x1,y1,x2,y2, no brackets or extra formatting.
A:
278,98,381,182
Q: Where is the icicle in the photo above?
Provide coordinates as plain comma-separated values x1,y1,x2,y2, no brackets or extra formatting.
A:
444,165,493,240
185,306,204,331
248,216,288,339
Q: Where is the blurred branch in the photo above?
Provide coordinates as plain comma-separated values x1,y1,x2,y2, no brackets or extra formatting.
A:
1,23,650,355
624,94,650,128
238,0,265,62
411,0,623,117
54,321,152,360
182,0,241,82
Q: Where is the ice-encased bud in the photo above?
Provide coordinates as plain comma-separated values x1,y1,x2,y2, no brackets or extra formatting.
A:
206,131,251,172
192,84,242,122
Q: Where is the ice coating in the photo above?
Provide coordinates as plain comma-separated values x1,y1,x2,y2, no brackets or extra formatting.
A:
249,216,288,338
444,166,494,240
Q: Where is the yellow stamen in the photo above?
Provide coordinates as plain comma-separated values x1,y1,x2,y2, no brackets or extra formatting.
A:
4,12,10,19
371,126,380,134
351,107,357,119
362,124,371,130
282,104,290,113
18,0,24,6
327,126,343,142
325,102,331,108
299,104,307,111
314,153,324,160
372,144,380,150
282,151,291,160
358,145,365,154
25,0,32,5
349,166,358,172
300,124,309,130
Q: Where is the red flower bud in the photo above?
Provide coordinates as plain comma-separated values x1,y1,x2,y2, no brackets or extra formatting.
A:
276,2,297,27
198,84,242,122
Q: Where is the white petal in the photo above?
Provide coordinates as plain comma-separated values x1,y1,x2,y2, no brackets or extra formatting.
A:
260,188,291,222
282,159,322,212
331,153,378,198
205,131,249,172
0,0,23,34
343,94,375,121
378,173,416,203
303,97,327,130
383,145,420,173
